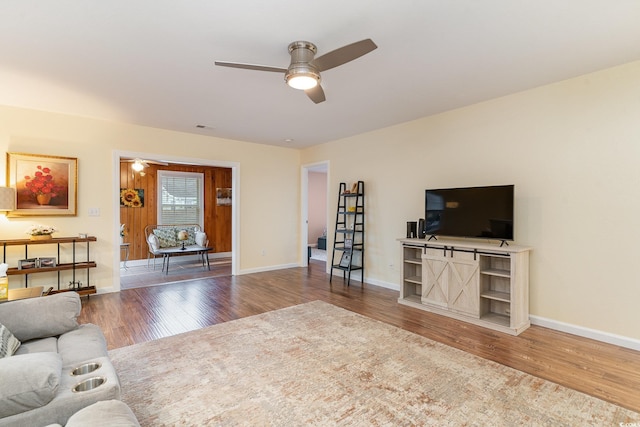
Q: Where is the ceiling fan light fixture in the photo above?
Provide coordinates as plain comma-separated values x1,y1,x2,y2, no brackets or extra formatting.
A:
131,159,145,172
285,42,320,90
286,73,320,90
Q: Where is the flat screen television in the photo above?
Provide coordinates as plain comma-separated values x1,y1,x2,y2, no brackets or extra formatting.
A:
425,185,514,241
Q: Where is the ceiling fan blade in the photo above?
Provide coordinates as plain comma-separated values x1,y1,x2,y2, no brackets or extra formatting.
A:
305,85,326,104
311,39,377,72
214,61,287,73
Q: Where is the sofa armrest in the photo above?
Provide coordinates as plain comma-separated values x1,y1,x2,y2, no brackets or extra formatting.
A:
0,352,62,418
0,292,80,342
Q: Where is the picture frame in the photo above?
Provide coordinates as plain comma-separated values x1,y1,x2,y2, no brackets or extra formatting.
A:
38,257,57,268
6,153,78,216
216,188,232,206
18,258,37,270
344,238,353,249
120,188,144,207
339,252,352,268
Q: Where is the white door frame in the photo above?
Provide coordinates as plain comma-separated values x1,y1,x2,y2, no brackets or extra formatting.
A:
114,150,240,291
300,160,329,268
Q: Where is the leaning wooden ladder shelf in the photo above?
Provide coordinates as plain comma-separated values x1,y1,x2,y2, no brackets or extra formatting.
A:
330,181,365,286
0,236,97,296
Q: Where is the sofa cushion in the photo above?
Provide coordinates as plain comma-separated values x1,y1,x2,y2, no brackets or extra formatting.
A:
0,292,80,342
64,400,140,427
14,336,58,356
0,352,62,418
153,228,177,248
0,322,21,357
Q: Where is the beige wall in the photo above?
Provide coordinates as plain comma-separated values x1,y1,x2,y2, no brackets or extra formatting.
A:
302,60,640,341
0,106,301,291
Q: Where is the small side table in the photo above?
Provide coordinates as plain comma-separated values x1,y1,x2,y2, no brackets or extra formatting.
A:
120,243,130,269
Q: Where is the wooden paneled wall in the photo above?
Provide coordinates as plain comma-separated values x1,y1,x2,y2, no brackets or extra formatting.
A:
119,162,232,261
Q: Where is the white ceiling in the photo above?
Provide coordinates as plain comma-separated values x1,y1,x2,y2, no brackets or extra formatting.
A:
1,1,639,148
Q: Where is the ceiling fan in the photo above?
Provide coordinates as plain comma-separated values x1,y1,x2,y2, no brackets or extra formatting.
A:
215,38,377,104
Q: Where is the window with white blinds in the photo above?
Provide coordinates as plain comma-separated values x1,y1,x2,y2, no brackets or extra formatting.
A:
157,171,204,225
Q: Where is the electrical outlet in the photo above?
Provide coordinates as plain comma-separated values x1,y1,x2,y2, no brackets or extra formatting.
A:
261,249,266,256
88,207,100,216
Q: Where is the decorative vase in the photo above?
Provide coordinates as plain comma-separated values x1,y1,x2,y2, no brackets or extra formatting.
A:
36,193,52,205
30,234,53,241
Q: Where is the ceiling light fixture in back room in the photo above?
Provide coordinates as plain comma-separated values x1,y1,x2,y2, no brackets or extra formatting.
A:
121,158,169,176
131,159,145,172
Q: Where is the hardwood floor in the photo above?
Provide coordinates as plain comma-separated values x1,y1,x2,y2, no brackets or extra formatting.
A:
79,260,640,413
119,257,231,289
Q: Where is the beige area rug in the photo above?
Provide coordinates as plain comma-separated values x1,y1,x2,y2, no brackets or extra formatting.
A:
109,301,639,426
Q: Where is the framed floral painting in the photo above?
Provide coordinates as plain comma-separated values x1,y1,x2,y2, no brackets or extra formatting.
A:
6,153,78,216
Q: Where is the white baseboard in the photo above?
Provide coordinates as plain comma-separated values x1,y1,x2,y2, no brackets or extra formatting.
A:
239,263,299,275
530,315,640,351
122,252,231,269
365,277,400,291
371,279,640,351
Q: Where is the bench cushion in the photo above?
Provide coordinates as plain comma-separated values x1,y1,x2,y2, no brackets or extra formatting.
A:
195,231,207,246
151,226,205,249
152,228,177,248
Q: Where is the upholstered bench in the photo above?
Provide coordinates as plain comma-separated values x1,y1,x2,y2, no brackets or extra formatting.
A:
144,224,212,273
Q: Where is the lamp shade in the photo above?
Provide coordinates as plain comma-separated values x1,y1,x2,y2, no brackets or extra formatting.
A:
0,187,15,211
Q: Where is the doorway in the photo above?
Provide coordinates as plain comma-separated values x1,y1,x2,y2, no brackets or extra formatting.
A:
114,151,239,291
301,161,329,268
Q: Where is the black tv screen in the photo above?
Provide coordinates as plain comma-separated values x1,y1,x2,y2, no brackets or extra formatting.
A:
425,185,514,241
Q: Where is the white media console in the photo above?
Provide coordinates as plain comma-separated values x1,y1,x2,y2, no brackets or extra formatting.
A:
398,238,531,335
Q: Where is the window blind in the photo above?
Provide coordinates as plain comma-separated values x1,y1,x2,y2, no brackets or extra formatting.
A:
158,171,204,225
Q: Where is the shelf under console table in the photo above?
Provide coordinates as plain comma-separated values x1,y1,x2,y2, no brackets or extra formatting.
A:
398,237,531,335
1,236,97,295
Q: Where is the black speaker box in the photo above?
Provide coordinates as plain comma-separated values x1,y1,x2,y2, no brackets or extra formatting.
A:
418,218,426,238
406,221,417,238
